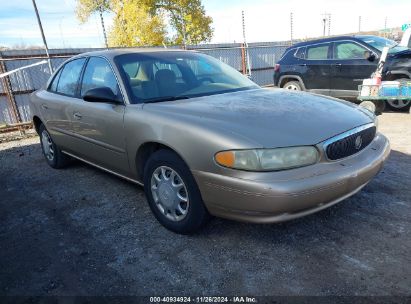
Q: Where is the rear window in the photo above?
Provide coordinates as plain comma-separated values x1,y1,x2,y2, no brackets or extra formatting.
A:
306,44,330,60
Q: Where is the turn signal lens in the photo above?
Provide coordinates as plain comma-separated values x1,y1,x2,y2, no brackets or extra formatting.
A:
215,151,235,167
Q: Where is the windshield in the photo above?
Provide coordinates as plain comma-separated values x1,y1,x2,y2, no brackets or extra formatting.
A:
114,51,259,104
358,36,409,53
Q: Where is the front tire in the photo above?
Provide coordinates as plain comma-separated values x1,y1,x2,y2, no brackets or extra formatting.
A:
143,149,210,234
39,124,70,169
282,80,302,91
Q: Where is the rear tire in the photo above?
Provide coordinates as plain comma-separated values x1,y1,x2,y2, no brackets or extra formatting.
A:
143,149,210,234
39,124,70,169
386,78,411,111
282,80,302,91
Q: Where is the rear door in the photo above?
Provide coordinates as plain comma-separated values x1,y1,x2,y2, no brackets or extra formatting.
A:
330,40,377,97
39,58,86,149
69,56,130,175
304,42,332,95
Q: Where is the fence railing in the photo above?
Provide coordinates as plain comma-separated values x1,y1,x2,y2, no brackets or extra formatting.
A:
0,42,288,132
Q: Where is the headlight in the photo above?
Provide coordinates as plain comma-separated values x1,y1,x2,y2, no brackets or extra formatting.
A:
215,146,319,171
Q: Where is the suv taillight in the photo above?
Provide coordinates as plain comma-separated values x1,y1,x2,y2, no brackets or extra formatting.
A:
274,64,280,72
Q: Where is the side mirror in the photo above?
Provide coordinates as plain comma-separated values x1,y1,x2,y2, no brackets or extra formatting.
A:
83,87,121,103
364,51,376,62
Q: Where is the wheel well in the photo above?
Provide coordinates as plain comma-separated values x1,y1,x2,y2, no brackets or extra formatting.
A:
279,77,302,88
32,116,43,134
386,74,410,81
136,142,176,180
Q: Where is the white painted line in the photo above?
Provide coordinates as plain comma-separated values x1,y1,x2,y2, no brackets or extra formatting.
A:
0,60,48,79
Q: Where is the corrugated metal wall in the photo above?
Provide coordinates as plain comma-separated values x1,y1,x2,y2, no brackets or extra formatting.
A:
0,42,288,125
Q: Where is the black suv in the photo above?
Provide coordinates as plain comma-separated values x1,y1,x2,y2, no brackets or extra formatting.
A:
274,35,411,110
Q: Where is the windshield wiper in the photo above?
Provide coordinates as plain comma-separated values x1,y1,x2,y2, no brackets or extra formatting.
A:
143,95,190,104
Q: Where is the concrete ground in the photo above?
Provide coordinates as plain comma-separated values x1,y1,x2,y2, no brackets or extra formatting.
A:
0,113,410,297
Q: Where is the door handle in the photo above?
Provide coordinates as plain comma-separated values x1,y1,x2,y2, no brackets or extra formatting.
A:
298,63,307,66
334,63,342,67
41,104,49,110
73,112,82,120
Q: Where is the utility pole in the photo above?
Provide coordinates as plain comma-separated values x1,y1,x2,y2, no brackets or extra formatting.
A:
328,14,331,36
321,13,331,36
242,10,251,77
322,17,327,36
358,16,362,33
384,16,388,38
290,12,294,45
31,0,53,74
97,3,109,49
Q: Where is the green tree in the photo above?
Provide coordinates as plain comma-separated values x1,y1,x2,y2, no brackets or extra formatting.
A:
75,0,111,47
75,0,213,47
149,0,213,45
109,0,167,47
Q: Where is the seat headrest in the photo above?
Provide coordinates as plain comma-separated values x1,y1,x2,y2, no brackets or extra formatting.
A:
155,69,176,84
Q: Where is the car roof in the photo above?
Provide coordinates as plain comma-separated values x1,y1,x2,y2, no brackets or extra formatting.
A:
70,48,194,61
289,35,374,48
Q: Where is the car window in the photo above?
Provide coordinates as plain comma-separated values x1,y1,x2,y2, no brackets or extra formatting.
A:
81,57,120,98
335,42,367,59
49,68,62,92
56,58,86,96
294,47,306,59
114,52,258,103
306,44,330,60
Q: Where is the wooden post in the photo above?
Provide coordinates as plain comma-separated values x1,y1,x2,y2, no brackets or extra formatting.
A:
241,43,246,75
0,57,23,134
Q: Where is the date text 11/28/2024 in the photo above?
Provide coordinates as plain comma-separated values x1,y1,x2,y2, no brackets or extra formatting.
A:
149,296,257,303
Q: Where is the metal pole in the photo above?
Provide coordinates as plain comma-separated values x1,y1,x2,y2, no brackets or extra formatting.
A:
290,12,294,45
323,18,327,36
31,0,53,74
358,16,362,33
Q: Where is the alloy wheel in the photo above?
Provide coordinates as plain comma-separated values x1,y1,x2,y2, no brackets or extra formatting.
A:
387,99,411,109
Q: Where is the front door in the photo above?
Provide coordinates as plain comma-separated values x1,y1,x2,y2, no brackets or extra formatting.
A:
70,56,130,175
330,41,377,98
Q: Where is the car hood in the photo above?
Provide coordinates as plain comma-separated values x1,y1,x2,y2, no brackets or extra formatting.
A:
388,48,411,59
143,88,374,148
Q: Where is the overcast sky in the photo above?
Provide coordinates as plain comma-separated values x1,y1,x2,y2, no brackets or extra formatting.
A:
0,0,410,48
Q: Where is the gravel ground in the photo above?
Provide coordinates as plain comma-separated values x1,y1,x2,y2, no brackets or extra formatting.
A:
0,112,410,297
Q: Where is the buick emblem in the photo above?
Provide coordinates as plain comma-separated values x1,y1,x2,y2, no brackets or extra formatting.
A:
355,135,363,150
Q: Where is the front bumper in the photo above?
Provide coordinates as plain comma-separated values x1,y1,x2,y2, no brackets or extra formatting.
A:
192,133,390,223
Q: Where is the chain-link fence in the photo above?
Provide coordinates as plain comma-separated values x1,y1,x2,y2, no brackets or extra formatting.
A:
0,42,288,131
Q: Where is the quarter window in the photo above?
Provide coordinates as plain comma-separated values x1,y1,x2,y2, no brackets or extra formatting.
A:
80,57,120,98
49,68,62,92
294,47,306,59
306,44,330,60
335,42,367,59
56,58,86,96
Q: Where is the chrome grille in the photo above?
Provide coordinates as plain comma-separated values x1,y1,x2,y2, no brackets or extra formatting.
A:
325,125,376,161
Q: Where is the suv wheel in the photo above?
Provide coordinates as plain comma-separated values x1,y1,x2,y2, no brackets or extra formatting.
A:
386,78,411,111
283,80,302,91
386,99,411,111
143,149,210,234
